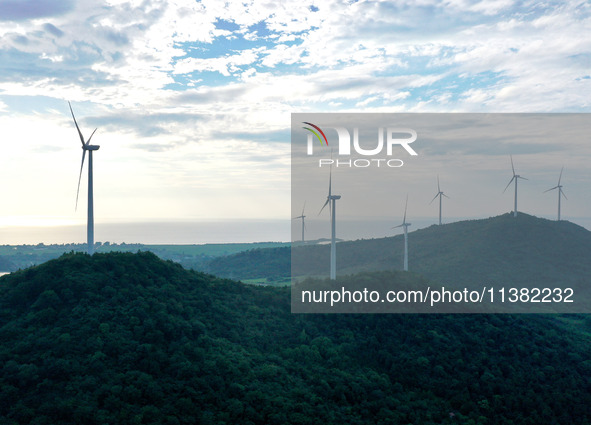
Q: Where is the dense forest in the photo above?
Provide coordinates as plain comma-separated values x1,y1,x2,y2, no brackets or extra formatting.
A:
204,246,290,280
1,252,591,424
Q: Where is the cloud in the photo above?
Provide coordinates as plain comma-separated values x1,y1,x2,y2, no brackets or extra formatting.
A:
42,23,64,37
87,110,209,140
0,0,74,21
213,129,290,144
130,143,176,152
1,0,591,227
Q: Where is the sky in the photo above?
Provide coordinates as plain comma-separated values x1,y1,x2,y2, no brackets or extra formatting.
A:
292,113,591,242
0,0,590,244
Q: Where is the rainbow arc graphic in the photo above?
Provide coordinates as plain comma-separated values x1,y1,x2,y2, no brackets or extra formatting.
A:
303,122,328,146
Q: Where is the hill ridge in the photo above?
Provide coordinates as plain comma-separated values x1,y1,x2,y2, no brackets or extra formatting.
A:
2,251,591,423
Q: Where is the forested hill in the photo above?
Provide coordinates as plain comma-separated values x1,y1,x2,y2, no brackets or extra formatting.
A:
209,213,591,288
327,212,591,289
1,252,591,424
204,246,290,280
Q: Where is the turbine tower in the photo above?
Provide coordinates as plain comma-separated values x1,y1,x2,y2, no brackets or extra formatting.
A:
319,167,341,280
544,167,567,221
393,195,411,271
429,175,449,225
69,102,99,255
293,202,306,242
503,155,527,217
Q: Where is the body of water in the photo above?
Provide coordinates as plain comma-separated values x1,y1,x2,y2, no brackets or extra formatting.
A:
0,220,291,245
1,215,590,246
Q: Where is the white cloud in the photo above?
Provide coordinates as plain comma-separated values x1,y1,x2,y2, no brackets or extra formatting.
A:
1,0,591,229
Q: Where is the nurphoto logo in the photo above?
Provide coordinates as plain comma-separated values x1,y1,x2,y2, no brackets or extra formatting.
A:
302,122,418,168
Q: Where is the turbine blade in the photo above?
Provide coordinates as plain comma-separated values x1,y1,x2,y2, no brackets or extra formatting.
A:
75,149,87,211
392,224,403,229
437,175,440,193
503,176,515,193
544,186,558,193
558,166,564,185
510,155,515,176
561,188,567,200
442,193,450,199
429,193,439,205
328,148,334,197
403,195,408,224
69,101,85,146
302,201,306,217
319,198,329,215
519,176,528,180
87,128,98,145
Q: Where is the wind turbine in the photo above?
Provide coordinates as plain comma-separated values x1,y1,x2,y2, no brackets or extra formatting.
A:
393,195,411,271
293,202,306,242
503,155,527,217
69,101,100,255
429,175,449,225
319,166,341,280
544,167,567,221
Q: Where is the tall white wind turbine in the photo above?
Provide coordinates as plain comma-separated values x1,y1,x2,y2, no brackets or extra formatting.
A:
503,155,527,217
544,167,567,221
319,166,341,280
293,202,306,242
69,102,100,255
393,195,411,271
429,175,449,225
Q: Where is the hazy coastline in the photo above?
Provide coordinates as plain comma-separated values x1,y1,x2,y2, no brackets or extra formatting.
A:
1,216,590,246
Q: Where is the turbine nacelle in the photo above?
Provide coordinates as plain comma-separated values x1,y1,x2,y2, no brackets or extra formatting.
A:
393,222,411,229
429,191,449,204
293,202,306,221
503,174,528,192
544,185,566,196
544,167,567,199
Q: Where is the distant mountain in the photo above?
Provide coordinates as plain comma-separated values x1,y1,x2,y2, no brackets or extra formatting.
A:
204,246,290,280
328,213,591,290
0,256,16,272
2,252,591,424
213,214,591,295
